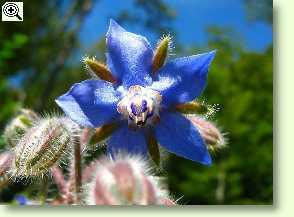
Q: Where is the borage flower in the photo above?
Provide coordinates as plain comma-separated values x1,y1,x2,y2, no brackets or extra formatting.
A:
56,19,216,165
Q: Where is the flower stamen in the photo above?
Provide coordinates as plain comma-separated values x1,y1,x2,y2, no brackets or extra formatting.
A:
117,85,162,128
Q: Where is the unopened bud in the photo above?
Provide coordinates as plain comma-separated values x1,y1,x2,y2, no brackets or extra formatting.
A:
0,151,14,188
12,117,79,177
188,116,226,151
3,109,38,147
86,155,169,205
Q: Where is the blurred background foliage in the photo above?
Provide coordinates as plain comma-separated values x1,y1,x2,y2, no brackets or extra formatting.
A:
0,0,272,204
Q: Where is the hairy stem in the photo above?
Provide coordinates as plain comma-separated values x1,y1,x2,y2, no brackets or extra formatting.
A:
40,176,49,204
74,142,82,204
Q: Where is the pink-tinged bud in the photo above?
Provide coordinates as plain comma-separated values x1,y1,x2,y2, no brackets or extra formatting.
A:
188,115,226,151
3,109,38,147
12,117,79,178
158,198,177,206
0,151,14,188
86,155,169,205
0,151,13,175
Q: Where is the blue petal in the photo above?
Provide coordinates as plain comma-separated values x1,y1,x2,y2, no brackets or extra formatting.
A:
106,19,153,88
151,51,216,107
107,124,148,158
55,79,121,128
15,195,28,205
154,112,211,165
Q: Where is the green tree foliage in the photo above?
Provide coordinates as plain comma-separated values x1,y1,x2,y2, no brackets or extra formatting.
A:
167,28,273,204
0,33,28,149
0,0,94,115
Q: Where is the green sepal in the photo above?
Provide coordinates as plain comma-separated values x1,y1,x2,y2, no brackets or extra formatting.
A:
152,36,171,73
83,57,116,83
175,101,209,115
89,122,119,145
147,133,160,166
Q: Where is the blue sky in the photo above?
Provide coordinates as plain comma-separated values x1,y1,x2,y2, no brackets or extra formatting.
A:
79,0,272,52
7,0,273,88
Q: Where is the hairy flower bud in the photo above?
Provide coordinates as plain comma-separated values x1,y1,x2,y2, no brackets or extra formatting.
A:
86,155,169,205
12,117,79,177
3,109,38,147
188,116,226,151
0,151,14,188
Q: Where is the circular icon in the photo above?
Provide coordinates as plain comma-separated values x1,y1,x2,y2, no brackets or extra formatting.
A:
3,3,22,20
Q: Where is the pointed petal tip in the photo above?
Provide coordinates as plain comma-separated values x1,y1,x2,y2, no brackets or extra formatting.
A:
209,49,217,58
55,93,67,107
195,49,216,71
55,97,60,106
188,146,212,165
205,50,217,63
201,154,212,166
107,19,125,36
109,18,117,27
106,19,153,88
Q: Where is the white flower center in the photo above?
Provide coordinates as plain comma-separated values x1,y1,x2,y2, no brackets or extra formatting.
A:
117,85,162,128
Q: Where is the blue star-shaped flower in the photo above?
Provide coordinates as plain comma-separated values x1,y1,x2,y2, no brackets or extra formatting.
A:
56,19,216,165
